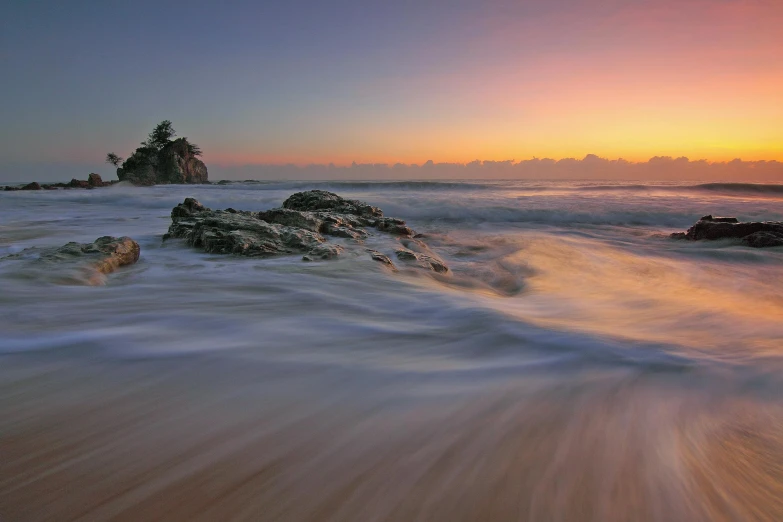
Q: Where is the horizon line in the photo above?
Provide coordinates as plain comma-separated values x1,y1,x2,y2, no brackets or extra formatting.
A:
205,155,783,169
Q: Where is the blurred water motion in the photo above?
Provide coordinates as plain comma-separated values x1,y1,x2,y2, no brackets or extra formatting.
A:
2,180,783,520
4,356,783,521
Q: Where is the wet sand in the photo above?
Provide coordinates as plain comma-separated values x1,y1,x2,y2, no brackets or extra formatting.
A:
3,354,783,522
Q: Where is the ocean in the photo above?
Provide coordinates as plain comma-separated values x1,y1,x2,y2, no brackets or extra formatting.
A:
2,179,783,521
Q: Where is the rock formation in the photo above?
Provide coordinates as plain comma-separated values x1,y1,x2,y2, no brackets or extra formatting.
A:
2,175,116,192
165,190,449,272
2,236,140,285
672,215,783,247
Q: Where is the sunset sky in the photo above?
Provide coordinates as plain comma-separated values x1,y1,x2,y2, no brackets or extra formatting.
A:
1,0,782,179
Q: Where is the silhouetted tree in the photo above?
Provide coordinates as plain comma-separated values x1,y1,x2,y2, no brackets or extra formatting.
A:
145,120,177,150
182,138,202,156
105,152,123,167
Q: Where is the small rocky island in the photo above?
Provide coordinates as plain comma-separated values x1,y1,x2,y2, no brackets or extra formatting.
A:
165,190,449,272
672,215,783,247
2,121,206,190
110,120,208,185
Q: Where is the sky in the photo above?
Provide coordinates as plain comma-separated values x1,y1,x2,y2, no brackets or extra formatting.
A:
1,0,782,180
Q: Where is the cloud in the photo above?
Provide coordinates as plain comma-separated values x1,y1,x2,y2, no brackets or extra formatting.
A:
3,155,781,183
211,155,783,182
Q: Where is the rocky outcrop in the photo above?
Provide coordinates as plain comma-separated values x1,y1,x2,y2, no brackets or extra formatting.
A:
3,176,116,192
672,215,783,247
2,236,140,285
165,190,449,272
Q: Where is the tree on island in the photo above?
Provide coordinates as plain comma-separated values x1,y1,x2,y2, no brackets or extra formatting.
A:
144,120,177,150
108,120,208,185
105,153,123,167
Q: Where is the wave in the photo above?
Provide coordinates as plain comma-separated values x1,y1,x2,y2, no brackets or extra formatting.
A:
218,180,783,197
378,201,700,227
213,180,496,191
575,184,653,191
575,182,783,195
690,183,783,195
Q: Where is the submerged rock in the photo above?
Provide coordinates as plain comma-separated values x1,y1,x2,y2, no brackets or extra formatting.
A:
166,190,449,272
53,236,140,274
367,249,396,269
672,215,783,247
395,248,449,273
3,236,140,285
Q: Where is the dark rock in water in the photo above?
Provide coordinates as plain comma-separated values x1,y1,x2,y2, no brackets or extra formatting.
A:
167,200,326,257
166,191,449,272
672,215,783,247
21,182,41,190
88,173,104,187
2,236,140,285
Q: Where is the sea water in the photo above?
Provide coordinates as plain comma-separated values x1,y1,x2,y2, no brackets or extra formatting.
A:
2,180,783,520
